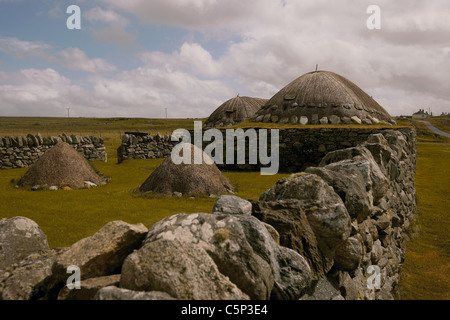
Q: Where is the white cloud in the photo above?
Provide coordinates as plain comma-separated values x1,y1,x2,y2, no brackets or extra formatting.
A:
140,42,222,77
84,7,129,26
1,1,450,117
54,47,116,73
0,37,51,58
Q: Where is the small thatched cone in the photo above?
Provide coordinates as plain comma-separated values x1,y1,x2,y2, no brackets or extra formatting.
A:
138,143,234,196
18,142,106,189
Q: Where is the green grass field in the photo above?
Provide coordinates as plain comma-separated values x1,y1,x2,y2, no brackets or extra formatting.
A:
395,143,450,300
0,116,449,299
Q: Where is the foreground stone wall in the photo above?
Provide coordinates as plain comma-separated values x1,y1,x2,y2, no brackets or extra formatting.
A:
0,134,107,169
117,127,413,173
0,128,417,300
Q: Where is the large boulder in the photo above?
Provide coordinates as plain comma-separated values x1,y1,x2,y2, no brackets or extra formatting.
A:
259,173,351,256
319,146,388,204
0,217,49,271
135,212,311,300
53,221,148,283
120,239,249,300
1,248,67,300
305,165,373,222
251,200,333,278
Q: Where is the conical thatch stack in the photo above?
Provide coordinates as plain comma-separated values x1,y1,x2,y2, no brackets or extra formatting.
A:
18,142,106,189
204,95,268,128
251,70,394,125
138,143,234,196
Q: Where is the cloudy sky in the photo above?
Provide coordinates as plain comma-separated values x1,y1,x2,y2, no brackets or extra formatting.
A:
0,0,449,118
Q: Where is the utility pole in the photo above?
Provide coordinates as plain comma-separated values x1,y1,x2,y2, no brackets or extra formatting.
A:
165,108,168,119
66,107,70,118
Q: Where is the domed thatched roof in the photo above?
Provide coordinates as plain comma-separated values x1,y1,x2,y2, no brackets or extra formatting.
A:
18,142,106,189
204,95,268,128
138,143,234,196
251,70,393,125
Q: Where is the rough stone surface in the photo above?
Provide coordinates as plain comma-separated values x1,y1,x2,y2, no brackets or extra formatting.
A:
120,239,249,300
53,221,148,282
259,173,352,256
0,217,49,271
141,212,312,300
305,165,372,222
57,274,121,300
251,200,333,279
212,195,252,215
94,286,176,300
319,146,389,203
1,248,67,300
0,134,106,169
334,237,363,271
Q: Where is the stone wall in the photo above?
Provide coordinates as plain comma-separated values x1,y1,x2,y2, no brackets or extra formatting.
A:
117,127,414,172
0,127,417,300
0,133,107,169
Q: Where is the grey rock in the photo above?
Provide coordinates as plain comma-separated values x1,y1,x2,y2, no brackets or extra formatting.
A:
329,115,341,124
259,173,351,256
371,240,383,264
120,239,249,300
334,237,363,271
53,221,148,282
212,195,252,215
94,286,176,300
289,115,298,124
306,166,372,222
301,275,341,300
0,217,49,271
299,116,308,125
57,274,121,300
339,272,360,300
319,146,388,203
319,117,329,125
1,248,67,300
251,200,334,278
142,212,311,300
341,117,352,124
351,116,362,124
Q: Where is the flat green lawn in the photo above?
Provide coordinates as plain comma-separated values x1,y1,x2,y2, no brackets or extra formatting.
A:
396,143,450,300
0,158,288,248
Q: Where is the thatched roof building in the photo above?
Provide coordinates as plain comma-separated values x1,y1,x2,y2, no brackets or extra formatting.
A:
251,70,394,125
138,143,234,196
204,95,267,128
18,142,106,189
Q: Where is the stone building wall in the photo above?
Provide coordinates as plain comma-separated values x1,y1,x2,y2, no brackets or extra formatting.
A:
117,127,414,172
0,133,107,169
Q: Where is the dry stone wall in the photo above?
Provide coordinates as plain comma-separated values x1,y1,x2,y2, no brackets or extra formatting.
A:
118,127,415,173
0,133,107,169
0,128,418,300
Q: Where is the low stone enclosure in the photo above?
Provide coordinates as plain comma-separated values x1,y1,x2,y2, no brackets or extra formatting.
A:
0,134,107,169
0,127,417,300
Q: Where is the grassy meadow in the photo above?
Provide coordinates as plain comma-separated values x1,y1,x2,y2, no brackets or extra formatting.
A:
0,116,449,299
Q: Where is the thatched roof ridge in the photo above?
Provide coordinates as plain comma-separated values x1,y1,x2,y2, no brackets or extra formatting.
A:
204,95,267,128
18,142,106,189
252,70,393,124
